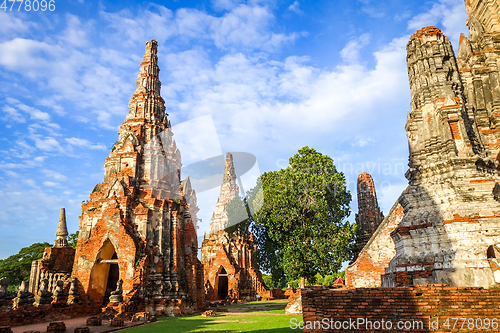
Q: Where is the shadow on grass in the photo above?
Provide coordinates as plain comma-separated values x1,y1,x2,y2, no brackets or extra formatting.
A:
225,300,289,314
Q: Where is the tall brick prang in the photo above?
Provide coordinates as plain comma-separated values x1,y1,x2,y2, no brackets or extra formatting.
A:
381,3,500,288
70,40,205,313
347,0,500,289
353,172,384,261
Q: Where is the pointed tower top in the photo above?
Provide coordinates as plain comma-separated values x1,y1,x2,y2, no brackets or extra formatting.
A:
55,208,69,247
209,153,240,234
124,39,165,124
357,172,377,199
223,153,237,185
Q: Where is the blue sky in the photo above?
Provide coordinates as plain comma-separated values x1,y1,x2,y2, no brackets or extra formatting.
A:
0,0,468,259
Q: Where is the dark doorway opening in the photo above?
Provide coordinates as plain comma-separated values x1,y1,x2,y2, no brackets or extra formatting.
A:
217,267,228,300
103,252,119,304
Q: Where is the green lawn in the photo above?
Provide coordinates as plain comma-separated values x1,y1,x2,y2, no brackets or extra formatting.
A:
122,301,303,333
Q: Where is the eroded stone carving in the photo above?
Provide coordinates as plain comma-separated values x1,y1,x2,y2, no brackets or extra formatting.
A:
13,281,34,308
34,279,53,306
109,279,123,303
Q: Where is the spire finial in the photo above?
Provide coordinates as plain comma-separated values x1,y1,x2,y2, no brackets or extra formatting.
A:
55,208,69,247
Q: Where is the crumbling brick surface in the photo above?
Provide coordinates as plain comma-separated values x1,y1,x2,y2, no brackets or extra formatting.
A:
46,322,66,333
73,327,89,333
302,285,500,332
39,248,75,274
354,0,500,289
67,40,205,314
346,201,404,288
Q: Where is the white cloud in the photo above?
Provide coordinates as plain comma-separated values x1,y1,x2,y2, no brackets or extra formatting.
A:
340,33,370,64
42,170,68,181
2,105,25,123
33,136,63,152
288,1,302,14
0,11,32,35
210,5,297,52
101,4,297,53
0,157,44,169
60,14,92,48
65,137,107,150
353,138,375,147
173,114,223,166
407,0,467,46
212,0,243,11
16,104,50,122
0,38,58,77
3,170,19,178
43,181,61,187
23,179,40,189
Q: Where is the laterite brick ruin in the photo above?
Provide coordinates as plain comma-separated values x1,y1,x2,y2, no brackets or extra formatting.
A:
200,153,269,301
1,40,206,326
347,0,500,289
302,0,500,331
69,39,205,313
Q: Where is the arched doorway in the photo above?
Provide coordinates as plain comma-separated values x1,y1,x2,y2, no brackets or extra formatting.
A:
217,267,228,300
90,240,120,304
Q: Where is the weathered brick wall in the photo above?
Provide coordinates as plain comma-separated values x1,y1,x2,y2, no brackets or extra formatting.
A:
39,247,75,273
302,285,500,332
345,200,404,288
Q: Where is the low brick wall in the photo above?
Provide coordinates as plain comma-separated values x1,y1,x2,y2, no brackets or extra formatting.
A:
301,285,500,332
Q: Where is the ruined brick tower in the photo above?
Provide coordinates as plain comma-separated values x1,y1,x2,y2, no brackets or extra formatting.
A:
29,208,75,295
382,0,500,288
200,153,269,301
71,40,205,312
352,172,384,260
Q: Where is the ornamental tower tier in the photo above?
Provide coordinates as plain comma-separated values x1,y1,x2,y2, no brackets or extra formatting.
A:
209,153,240,234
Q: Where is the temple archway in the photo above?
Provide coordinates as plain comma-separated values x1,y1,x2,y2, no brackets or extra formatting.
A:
90,239,120,304
216,267,228,300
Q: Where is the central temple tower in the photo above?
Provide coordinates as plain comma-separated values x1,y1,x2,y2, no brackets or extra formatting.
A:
71,40,204,313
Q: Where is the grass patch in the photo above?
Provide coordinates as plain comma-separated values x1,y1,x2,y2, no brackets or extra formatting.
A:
122,301,299,332
123,313,303,333
227,300,289,314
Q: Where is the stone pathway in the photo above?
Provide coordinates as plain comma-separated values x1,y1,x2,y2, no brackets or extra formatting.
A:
10,317,146,333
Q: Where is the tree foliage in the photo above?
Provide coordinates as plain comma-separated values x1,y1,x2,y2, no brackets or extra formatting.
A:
253,146,355,284
0,242,51,292
68,231,79,249
224,181,287,287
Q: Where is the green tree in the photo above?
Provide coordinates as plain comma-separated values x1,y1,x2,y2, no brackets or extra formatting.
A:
68,231,79,249
225,182,287,287
0,242,51,292
254,146,355,286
